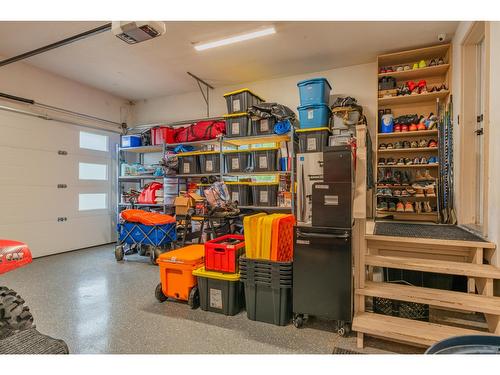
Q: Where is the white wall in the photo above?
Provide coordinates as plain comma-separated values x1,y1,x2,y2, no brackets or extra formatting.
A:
0,54,131,131
133,62,378,136
487,22,500,258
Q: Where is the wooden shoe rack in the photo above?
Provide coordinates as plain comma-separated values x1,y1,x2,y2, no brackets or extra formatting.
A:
375,44,452,222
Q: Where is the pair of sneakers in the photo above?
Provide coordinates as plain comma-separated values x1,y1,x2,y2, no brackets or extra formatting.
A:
396,201,414,212
416,170,435,181
415,201,433,213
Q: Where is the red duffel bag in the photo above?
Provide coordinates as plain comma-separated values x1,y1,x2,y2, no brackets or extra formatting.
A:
174,120,225,143
151,126,183,145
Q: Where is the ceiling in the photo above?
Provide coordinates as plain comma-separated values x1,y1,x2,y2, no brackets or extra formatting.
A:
0,21,459,101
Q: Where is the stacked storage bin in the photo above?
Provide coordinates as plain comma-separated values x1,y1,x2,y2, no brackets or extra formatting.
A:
296,78,332,152
240,213,295,325
223,88,265,138
193,235,246,316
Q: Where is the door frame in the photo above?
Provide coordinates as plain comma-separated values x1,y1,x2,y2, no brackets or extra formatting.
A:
459,21,490,236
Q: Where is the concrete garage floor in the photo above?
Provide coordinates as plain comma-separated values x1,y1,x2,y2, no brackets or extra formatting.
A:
2,244,419,354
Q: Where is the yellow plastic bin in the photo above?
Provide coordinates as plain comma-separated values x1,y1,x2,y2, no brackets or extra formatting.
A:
243,213,266,259
192,267,244,316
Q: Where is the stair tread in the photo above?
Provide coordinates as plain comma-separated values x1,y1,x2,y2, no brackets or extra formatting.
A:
352,312,491,347
365,254,500,279
366,234,496,248
357,281,500,315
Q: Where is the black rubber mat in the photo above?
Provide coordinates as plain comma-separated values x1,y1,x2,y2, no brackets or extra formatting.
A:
374,222,487,242
332,347,361,354
0,328,69,354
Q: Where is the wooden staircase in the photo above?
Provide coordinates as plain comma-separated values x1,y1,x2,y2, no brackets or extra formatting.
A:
353,233,499,349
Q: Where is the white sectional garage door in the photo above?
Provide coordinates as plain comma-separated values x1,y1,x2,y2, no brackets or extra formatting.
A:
0,110,119,258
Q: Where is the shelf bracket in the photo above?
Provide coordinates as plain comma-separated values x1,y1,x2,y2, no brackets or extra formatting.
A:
187,72,214,118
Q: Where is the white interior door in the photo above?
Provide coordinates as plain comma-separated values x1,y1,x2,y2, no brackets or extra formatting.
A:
0,110,119,258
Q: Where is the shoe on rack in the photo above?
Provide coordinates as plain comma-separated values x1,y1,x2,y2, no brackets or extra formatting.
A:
401,189,409,197
410,140,419,148
414,186,425,197
396,66,404,72
415,201,423,213
404,157,413,165
384,188,393,197
386,142,394,149
423,201,433,213
406,187,416,195
378,158,386,165
419,139,429,148
402,141,411,149
439,83,448,91
377,200,388,211
412,62,419,70
394,189,402,197
402,171,411,185
401,124,409,132
405,202,415,212
425,185,436,197
413,157,420,165
376,188,385,197
393,170,402,185
404,65,411,71
430,85,438,93
428,156,438,164
417,122,427,131
396,158,405,165
394,141,403,149
415,170,426,181
419,60,427,69
386,157,396,165
428,139,438,148
424,170,435,181
389,202,397,212
437,57,445,65
409,124,418,132
420,157,428,164
396,202,405,212
429,59,437,67
386,66,394,73
407,81,416,92
394,124,402,132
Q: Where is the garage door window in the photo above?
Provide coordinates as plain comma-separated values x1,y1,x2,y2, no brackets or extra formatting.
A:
79,193,107,211
79,131,108,152
79,162,108,180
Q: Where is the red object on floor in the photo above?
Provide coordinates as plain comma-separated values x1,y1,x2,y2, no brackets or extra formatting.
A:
204,235,245,273
0,239,32,275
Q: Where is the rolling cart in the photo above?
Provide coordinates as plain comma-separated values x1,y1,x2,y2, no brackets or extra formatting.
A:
115,221,177,264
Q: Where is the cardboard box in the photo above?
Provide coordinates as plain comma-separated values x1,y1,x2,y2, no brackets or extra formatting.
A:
174,193,205,216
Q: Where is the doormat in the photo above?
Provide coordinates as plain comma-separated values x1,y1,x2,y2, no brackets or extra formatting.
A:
332,347,361,354
374,223,487,242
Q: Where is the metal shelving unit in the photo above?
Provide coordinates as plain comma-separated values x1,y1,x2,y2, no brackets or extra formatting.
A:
117,132,295,217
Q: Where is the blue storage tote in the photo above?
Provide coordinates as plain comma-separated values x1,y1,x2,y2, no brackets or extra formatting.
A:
297,104,331,129
297,78,332,106
121,135,142,148
118,222,176,246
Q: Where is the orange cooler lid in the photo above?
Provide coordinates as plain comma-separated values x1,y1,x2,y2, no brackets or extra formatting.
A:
158,245,205,265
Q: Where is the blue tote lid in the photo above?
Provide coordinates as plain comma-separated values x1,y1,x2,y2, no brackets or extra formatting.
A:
297,77,332,90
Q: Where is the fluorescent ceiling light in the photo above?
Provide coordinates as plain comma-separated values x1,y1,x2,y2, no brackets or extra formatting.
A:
194,27,276,51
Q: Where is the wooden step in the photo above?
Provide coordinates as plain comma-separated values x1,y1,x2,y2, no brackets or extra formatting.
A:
352,312,491,347
365,254,500,279
366,234,496,248
358,281,500,315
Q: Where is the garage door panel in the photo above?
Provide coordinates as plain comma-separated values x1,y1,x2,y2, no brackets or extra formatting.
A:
0,214,113,258
0,112,76,152
0,186,73,224
0,110,119,257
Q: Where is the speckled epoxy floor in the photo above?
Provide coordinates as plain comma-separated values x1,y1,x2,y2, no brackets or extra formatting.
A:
2,244,410,354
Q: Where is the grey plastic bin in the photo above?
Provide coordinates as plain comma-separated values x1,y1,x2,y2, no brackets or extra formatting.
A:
225,151,251,173
250,183,278,207
251,148,278,172
224,113,252,138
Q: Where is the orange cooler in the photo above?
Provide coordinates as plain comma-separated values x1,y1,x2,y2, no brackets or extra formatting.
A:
156,245,205,304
